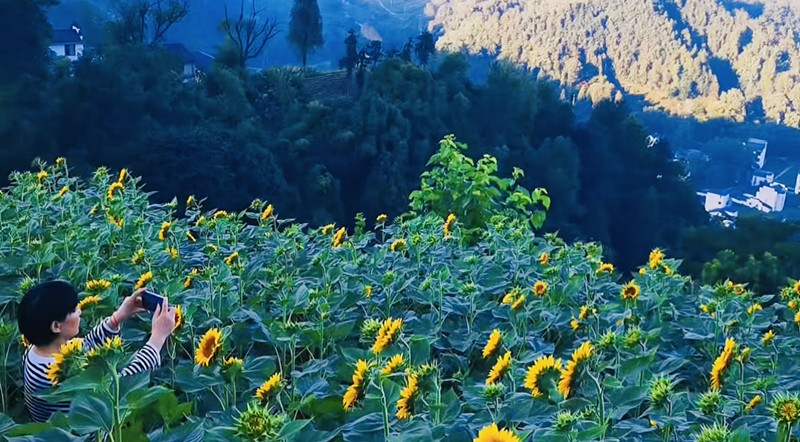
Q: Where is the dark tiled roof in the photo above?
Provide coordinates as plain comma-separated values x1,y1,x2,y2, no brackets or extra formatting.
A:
52,29,82,44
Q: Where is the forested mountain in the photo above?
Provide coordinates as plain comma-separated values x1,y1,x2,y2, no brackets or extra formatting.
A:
427,0,800,127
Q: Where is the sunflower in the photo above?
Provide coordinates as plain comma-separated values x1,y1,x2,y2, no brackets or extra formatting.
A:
76,295,101,311
596,262,614,275
570,318,581,331
539,252,549,266
57,186,68,199
533,281,548,297
511,295,525,311
165,247,179,260
443,213,456,237
46,338,85,386
195,328,223,367
186,195,195,206
364,285,373,299
131,248,145,265
332,227,346,248
390,238,407,252
482,329,502,359
473,423,521,442
579,305,589,320
746,395,762,411
55,157,66,166
108,215,125,228
371,317,403,354
213,210,228,220
158,221,171,241
174,305,184,330
184,268,198,289
186,231,197,243
486,351,512,385
747,303,762,316
771,394,800,426
524,355,562,398
117,168,128,183
795,309,800,325
343,359,369,411
37,170,48,182
794,280,800,295
649,248,664,270
762,330,776,345
639,267,646,276
621,280,640,301
710,338,736,391
380,354,405,375
260,204,274,221
376,214,388,223
224,251,239,266
396,374,419,420
255,373,281,400
86,279,111,292
134,271,153,290
20,335,30,348
557,341,594,398
87,336,123,360
107,181,124,200
321,223,335,235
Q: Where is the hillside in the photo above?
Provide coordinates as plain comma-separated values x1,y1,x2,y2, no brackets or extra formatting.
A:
427,0,800,127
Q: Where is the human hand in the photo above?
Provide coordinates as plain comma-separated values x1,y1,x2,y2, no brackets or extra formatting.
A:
148,298,176,350
114,288,148,323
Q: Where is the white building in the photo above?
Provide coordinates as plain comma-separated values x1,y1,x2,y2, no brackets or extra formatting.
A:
795,172,800,195
751,169,774,187
49,25,83,61
699,191,731,212
745,138,768,169
755,183,787,212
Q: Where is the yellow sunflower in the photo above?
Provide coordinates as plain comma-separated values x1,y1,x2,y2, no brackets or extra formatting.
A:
260,204,274,221
76,295,101,311
134,271,153,290
710,338,736,391
649,248,664,270
174,305,184,330
762,330,776,345
131,248,145,265
371,317,403,354
107,181,124,200
158,221,171,241
557,341,594,398
37,170,48,184
486,351,512,385
596,262,614,275
621,280,640,301
443,213,456,237
511,295,525,311
332,227,347,248
117,168,128,183
473,423,521,442
57,186,68,199
213,210,228,220
376,214,388,223
533,281,548,297
186,231,197,243
524,355,562,398
224,251,239,266
380,354,405,375
746,395,762,411
343,359,369,411
539,252,549,266
321,223,335,235
482,329,502,359
195,328,223,367
396,374,418,420
255,373,281,400
364,285,373,299
390,238,407,252
186,195,195,206
86,279,111,292
46,338,84,386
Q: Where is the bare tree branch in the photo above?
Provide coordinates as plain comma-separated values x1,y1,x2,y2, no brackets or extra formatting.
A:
223,0,280,67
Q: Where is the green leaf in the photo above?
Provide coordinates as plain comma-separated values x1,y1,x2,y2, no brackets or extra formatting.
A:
277,419,311,440
68,391,114,434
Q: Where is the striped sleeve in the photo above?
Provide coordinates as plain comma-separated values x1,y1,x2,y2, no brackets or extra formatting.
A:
120,343,161,376
83,318,120,351
23,349,69,422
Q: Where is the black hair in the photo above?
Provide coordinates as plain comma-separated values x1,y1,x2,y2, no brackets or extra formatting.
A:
17,280,79,347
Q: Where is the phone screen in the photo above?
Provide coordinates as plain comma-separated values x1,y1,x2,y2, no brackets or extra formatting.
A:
141,291,165,312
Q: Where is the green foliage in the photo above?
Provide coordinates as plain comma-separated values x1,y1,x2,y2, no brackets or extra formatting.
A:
0,158,798,440
408,135,550,239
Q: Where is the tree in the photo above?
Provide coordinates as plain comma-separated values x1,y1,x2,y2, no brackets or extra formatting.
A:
222,0,280,68
287,0,323,67
414,31,435,65
339,29,358,74
108,0,188,46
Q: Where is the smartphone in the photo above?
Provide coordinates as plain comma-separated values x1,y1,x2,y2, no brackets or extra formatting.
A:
141,291,165,312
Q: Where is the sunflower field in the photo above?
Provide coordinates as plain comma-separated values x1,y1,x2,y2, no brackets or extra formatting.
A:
1,136,800,442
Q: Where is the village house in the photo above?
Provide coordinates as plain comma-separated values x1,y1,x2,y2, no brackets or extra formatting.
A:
49,24,83,61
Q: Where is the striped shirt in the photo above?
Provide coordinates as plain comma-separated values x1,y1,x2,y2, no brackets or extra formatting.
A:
23,318,161,422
